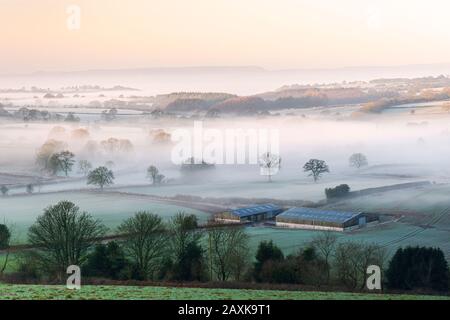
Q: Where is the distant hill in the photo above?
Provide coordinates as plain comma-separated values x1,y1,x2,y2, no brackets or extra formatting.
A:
23,66,266,77
153,92,236,110
4,62,450,79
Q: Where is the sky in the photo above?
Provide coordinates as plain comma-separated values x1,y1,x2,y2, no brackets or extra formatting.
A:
1,0,450,73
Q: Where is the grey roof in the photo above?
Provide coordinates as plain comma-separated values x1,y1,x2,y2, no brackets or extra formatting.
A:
277,207,361,224
231,204,282,218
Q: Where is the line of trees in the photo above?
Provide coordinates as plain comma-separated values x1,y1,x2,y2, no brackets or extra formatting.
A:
2,202,448,293
259,152,369,183
32,138,369,185
2,161,169,196
31,140,369,188
7,201,250,283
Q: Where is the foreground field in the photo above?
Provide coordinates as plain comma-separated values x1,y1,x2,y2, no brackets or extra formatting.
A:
246,223,450,259
0,284,448,300
0,191,209,243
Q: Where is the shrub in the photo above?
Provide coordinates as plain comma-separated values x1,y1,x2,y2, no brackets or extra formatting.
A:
84,242,131,280
254,240,284,282
259,259,298,284
325,184,350,199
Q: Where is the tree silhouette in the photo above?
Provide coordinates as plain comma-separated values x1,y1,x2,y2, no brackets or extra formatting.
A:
303,159,329,182
87,166,115,190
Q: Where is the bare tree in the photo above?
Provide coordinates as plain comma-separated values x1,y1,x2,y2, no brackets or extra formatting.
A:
303,159,329,182
28,201,106,277
259,152,281,182
311,231,338,284
358,243,387,290
334,242,361,289
207,223,249,281
78,160,93,177
333,242,385,290
349,153,368,169
118,212,167,280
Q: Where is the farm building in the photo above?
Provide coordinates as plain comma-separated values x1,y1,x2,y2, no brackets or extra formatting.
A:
215,204,283,223
276,207,378,232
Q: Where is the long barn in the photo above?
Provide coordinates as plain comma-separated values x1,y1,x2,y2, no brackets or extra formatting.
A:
276,207,378,231
215,204,283,223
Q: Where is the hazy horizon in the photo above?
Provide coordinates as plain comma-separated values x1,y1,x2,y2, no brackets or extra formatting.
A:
3,62,450,77
3,0,450,74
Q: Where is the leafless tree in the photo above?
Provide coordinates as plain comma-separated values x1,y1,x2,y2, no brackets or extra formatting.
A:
78,160,93,177
311,231,338,284
28,201,106,278
358,243,387,290
334,242,361,289
334,241,385,290
118,212,167,280
207,223,249,281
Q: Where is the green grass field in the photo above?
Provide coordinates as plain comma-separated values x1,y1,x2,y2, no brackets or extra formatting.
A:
0,284,448,300
247,223,450,258
0,191,209,243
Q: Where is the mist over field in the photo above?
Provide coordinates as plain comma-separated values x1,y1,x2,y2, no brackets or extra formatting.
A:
4,0,450,302
2,110,450,182
4,68,450,297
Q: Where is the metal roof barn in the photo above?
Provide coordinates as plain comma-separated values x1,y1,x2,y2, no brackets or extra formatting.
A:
231,204,282,218
276,207,367,231
215,203,283,223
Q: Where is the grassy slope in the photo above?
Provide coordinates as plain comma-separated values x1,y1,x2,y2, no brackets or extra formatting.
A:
0,192,209,243
0,284,448,300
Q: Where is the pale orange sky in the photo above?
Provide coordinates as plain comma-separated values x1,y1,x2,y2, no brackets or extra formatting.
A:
1,0,450,73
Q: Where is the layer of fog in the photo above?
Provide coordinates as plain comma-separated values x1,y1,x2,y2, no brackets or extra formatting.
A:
2,111,450,200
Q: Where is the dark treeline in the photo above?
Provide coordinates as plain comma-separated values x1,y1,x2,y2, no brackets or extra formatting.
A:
0,105,80,122
162,88,401,114
0,200,448,294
